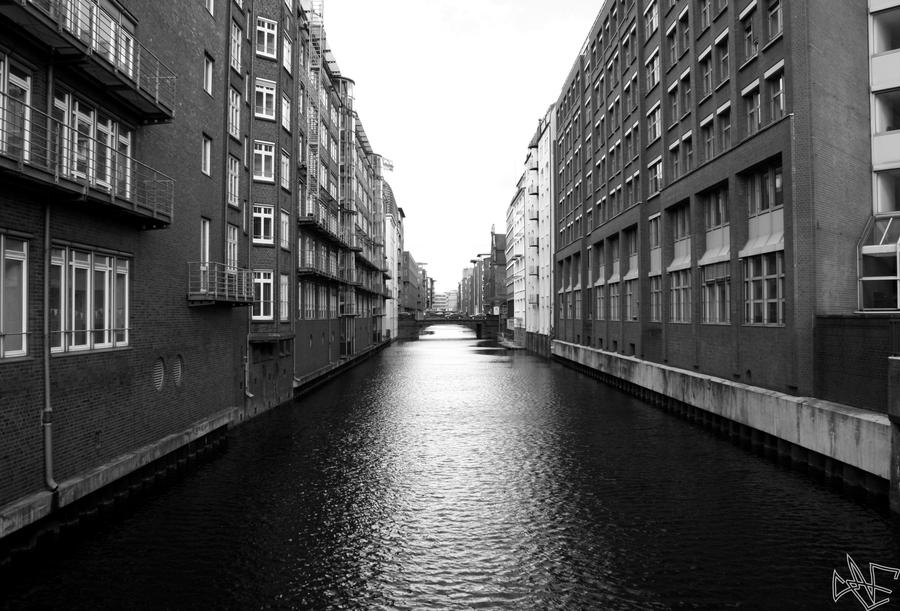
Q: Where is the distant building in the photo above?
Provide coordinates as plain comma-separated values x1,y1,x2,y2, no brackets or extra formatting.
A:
506,180,526,345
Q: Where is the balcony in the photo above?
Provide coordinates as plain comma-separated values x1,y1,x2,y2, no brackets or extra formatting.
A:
528,237,539,248
0,0,176,121
527,203,539,221
187,262,254,306
298,199,346,247
0,91,174,228
528,294,539,306
297,249,339,281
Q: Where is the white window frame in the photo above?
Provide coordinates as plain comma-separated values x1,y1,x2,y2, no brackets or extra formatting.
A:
252,270,274,320
49,246,129,353
283,35,293,73
230,21,242,72
203,54,213,95
279,273,289,321
255,78,276,119
201,134,211,176
252,204,274,244
280,149,290,190
227,154,240,207
0,235,28,358
281,93,291,131
280,209,290,250
253,140,275,182
256,17,277,59
228,87,241,139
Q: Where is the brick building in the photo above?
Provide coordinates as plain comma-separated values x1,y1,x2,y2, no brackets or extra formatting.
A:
551,0,894,410
0,0,393,544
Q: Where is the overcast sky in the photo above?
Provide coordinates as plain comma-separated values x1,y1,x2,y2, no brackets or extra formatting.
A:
324,1,602,294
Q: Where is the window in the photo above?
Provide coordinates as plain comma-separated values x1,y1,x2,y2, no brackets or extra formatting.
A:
648,158,663,194
743,251,784,325
227,155,240,207
280,149,290,190
280,273,289,321
766,0,782,40
648,104,661,141
256,18,277,58
742,13,756,61
625,280,637,320
49,246,129,352
228,87,241,138
252,204,274,244
716,34,729,84
280,209,290,249
230,21,242,72
679,12,690,55
644,0,659,38
768,70,785,121
668,86,679,123
667,28,678,67
253,141,275,181
226,224,239,270
718,107,731,150
670,142,681,178
702,121,715,160
646,50,660,90
203,54,213,95
705,186,729,229
670,269,692,322
700,0,711,29
744,85,761,135
201,135,211,175
700,55,712,97
252,271,273,320
650,276,662,321
283,36,292,72
255,79,276,119
281,94,291,131
702,262,731,323
682,136,693,173
1,235,27,357
609,282,620,321
747,162,783,216
680,73,691,115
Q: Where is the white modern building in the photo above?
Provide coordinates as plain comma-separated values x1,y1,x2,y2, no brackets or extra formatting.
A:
506,179,526,345
382,179,403,340
529,105,556,356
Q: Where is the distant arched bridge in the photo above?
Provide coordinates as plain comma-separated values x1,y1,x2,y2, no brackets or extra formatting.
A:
398,316,500,340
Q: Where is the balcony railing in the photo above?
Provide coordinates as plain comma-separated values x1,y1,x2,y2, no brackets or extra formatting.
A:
5,0,176,119
187,262,254,305
0,91,174,226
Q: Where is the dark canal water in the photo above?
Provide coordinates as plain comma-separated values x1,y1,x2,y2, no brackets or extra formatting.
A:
4,326,900,610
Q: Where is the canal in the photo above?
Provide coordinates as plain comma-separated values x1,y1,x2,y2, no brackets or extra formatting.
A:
4,326,900,610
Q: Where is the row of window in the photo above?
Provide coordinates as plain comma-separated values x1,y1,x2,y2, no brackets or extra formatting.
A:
0,237,131,358
559,250,783,326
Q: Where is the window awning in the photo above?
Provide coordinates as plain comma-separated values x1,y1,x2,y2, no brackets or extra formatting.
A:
738,230,783,258
698,243,731,266
666,254,691,273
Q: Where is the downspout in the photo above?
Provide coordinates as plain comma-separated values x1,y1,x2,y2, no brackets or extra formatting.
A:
43,203,58,493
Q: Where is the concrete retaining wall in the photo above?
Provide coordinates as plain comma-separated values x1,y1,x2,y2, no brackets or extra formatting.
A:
552,340,890,479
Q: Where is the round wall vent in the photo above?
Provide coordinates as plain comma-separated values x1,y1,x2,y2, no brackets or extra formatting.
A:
152,358,165,391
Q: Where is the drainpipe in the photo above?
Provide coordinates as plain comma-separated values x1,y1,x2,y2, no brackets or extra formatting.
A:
43,203,58,493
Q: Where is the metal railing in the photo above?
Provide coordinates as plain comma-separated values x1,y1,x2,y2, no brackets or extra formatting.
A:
0,91,174,221
25,0,176,112
187,262,254,304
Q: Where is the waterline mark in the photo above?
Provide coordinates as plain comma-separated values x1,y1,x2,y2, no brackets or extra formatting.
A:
832,554,900,610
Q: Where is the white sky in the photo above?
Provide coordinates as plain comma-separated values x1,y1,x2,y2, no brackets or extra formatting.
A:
324,1,602,293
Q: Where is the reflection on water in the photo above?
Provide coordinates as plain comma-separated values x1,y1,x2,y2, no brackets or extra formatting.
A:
5,327,900,610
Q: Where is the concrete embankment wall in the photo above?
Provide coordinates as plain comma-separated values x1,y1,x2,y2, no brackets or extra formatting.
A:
552,340,891,482
0,340,392,553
